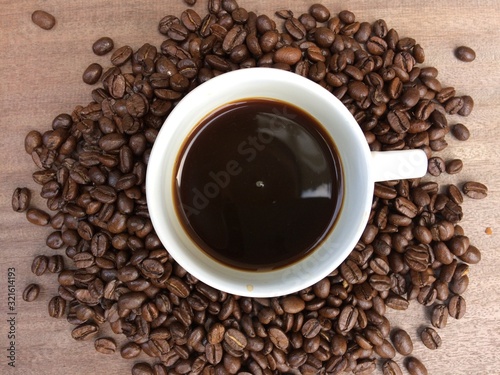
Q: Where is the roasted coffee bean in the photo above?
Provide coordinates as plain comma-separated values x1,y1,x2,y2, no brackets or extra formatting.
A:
337,305,358,332
131,362,154,375
391,328,413,355
12,187,31,212
284,18,306,40
445,96,464,114
268,327,289,351
46,231,64,249
366,36,387,55
83,63,103,85
446,159,463,175
405,357,428,375
428,156,446,176
31,10,56,30
455,46,476,62
374,339,396,359
111,45,133,66
460,245,481,264
224,328,247,351
448,295,466,319
431,304,448,328
400,87,420,108
93,37,114,56
23,283,40,302
281,295,305,313
458,95,474,116
274,46,302,65
385,294,409,310
94,337,117,354
309,4,330,22
181,9,201,31
26,208,50,226
121,342,142,359
404,245,429,272
206,343,223,365
462,181,488,199
382,360,403,375
451,123,470,141
421,327,442,350
48,296,66,318
394,197,418,218
31,255,48,276
25,130,43,154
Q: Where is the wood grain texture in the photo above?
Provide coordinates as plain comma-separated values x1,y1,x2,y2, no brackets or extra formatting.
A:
0,1,499,374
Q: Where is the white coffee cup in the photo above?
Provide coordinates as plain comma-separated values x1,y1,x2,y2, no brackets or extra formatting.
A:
146,68,427,297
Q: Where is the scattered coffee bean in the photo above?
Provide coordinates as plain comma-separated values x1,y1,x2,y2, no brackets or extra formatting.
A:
446,159,463,174
83,63,103,85
455,46,476,62
31,10,56,30
22,283,40,302
391,328,413,355
451,123,470,141
431,304,448,328
26,208,50,226
405,357,428,375
12,187,31,212
448,295,466,319
462,181,488,199
382,360,403,375
421,327,442,349
92,37,114,56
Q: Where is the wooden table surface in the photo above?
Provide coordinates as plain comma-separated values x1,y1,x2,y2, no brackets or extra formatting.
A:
1,1,499,374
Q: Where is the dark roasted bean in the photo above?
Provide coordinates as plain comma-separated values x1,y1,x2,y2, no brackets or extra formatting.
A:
48,296,66,318
31,10,56,30
421,327,442,350
12,187,31,212
94,337,117,354
111,45,133,66
455,46,476,62
23,283,40,302
382,360,403,375
26,208,50,226
93,37,114,56
462,181,488,199
405,357,428,375
391,328,413,355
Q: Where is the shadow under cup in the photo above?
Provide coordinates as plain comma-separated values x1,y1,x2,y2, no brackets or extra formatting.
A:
146,68,373,297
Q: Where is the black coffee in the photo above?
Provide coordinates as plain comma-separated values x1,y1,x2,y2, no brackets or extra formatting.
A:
174,98,343,270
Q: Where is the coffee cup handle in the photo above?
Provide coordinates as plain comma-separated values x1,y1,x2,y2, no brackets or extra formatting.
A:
370,149,428,182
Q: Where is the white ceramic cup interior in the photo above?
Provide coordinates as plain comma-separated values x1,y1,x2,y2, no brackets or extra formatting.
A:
146,68,427,297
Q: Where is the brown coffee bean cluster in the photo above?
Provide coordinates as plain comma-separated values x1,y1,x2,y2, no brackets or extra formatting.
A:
17,1,488,374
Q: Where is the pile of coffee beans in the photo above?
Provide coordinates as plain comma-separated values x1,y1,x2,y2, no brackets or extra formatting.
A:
18,1,487,374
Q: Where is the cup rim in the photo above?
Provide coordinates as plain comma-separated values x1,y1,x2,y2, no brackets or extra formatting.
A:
146,67,374,297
